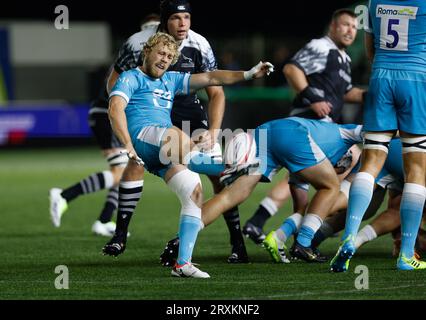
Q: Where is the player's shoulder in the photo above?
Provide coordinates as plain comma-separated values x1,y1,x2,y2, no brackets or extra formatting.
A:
118,68,142,83
305,36,335,53
125,24,158,49
185,30,213,51
121,68,139,76
163,71,188,81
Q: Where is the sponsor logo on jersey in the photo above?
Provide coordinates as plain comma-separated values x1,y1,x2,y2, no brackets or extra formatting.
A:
376,5,418,18
180,54,195,68
153,89,172,101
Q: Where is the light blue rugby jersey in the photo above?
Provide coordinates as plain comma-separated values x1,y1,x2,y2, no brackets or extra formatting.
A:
286,117,363,165
110,68,191,140
367,0,426,72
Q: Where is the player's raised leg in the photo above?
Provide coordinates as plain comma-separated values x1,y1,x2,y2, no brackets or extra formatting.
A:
165,165,209,278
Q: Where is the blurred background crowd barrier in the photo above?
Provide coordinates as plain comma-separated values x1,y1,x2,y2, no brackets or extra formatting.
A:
0,1,366,147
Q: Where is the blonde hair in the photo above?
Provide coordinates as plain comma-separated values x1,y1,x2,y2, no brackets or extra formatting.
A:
142,32,180,65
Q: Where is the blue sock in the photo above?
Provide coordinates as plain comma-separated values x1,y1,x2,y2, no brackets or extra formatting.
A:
177,215,202,266
297,226,315,247
342,172,375,241
400,183,426,259
280,218,298,240
185,151,225,176
296,214,323,247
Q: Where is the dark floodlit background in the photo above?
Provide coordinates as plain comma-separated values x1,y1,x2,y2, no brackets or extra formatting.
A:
0,0,366,147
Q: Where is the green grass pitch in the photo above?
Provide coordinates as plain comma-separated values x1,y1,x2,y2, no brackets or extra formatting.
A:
1,146,425,300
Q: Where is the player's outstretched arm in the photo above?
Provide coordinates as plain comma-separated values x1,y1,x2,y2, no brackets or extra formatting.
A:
189,61,274,92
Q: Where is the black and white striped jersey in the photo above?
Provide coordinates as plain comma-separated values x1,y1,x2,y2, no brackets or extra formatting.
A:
289,36,353,123
167,29,218,126
89,23,162,114
113,23,161,74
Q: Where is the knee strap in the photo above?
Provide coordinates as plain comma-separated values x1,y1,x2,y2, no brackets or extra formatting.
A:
401,136,426,154
363,133,392,154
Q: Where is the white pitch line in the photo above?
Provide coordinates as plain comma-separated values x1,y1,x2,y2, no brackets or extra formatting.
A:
241,283,426,299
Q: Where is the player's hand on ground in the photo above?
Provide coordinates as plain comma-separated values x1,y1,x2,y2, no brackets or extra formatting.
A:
310,101,332,118
244,61,274,80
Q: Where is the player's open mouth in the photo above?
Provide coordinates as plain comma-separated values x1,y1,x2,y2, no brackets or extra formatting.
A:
156,64,165,70
343,35,353,41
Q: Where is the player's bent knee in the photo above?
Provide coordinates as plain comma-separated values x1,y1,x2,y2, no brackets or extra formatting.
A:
190,183,203,207
364,133,393,153
122,161,144,181
167,169,202,219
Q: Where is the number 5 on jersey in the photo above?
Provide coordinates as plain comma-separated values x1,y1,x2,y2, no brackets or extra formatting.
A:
377,5,418,51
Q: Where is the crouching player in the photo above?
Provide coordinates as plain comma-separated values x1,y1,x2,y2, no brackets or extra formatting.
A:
161,117,363,265
331,0,426,272
312,139,426,259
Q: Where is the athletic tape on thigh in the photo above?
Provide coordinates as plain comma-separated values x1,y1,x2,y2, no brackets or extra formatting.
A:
401,136,426,154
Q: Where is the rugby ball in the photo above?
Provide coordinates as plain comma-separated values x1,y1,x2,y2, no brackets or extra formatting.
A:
224,132,257,167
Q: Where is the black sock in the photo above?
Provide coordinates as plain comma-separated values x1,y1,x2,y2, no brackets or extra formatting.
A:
311,229,326,249
99,186,119,223
61,172,106,202
223,207,245,247
116,181,143,236
247,205,271,229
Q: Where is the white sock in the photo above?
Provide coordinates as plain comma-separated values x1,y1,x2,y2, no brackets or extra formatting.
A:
354,225,377,249
301,213,323,234
261,197,278,216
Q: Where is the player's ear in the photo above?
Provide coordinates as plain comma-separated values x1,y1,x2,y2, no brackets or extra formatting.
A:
141,47,150,62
